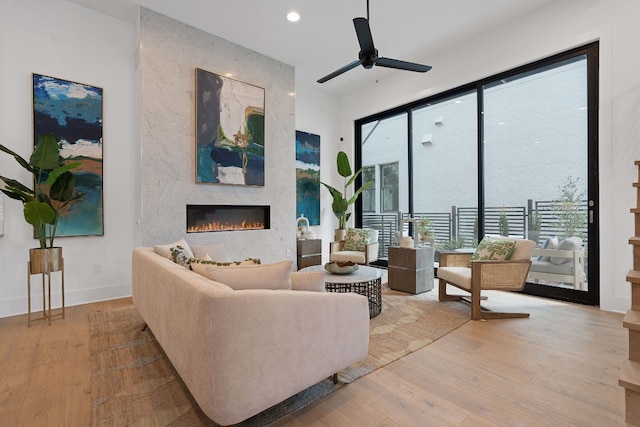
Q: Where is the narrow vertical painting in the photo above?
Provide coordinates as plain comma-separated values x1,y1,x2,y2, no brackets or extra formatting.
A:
196,68,265,186
296,130,320,226
33,73,104,237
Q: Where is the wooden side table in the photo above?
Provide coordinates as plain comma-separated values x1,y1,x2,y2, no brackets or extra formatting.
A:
388,246,434,294
297,239,322,269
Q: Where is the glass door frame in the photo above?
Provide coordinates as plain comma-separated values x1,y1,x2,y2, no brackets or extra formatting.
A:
355,42,599,306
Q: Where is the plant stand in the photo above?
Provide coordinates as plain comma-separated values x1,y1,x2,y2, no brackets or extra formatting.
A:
27,250,65,327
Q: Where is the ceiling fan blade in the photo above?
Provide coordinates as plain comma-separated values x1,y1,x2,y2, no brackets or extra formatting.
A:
376,57,432,73
353,17,375,53
317,60,362,83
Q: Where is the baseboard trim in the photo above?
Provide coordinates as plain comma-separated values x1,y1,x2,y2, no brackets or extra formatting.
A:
0,283,132,318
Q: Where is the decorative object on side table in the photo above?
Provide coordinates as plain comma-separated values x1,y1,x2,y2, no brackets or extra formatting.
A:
296,214,309,239
324,260,359,274
399,216,419,248
417,216,435,246
321,151,373,241
1,134,84,326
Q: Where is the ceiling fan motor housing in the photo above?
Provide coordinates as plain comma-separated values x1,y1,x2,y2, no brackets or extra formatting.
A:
359,49,378,69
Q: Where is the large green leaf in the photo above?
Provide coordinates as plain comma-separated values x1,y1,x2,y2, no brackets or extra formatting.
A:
23,201,56,227
336,151,352,178
0,144,34,173
45,161,80,186
49,171,75,202
30,134,60,172
0,175,33,196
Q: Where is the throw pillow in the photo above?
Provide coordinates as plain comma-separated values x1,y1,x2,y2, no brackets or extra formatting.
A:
343,228,376,252
538,236,558,262
550,237,582,265
193,260,293,290
154,239,194,259
170,246,193,268
468,236,516,267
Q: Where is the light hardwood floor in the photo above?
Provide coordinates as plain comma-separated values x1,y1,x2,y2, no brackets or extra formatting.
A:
0,290,631,426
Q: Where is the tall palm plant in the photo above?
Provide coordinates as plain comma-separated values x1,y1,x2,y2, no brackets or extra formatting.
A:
321,151,373,230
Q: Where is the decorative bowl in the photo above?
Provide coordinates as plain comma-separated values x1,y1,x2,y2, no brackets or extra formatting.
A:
324,261,359,275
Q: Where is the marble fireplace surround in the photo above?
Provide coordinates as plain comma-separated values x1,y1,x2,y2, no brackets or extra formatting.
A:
139,9,295,263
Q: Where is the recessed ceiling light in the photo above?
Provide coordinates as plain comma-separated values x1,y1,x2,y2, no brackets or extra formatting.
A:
287,11,300,22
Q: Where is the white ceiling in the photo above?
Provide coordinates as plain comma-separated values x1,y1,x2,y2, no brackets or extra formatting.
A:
65,0,560,96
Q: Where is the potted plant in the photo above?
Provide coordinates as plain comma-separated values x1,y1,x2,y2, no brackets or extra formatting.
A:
0,134,83,273
321,151,373,241
417,216,435,246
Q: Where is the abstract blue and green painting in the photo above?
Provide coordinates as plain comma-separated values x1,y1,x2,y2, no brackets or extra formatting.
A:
296,131,320,225
33,73,104,237
196,68,265,186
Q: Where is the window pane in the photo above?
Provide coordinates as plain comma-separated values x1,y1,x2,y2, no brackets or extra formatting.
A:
362,166,375,212
381,162,399,212
361,113,408,259
483,55,589,290
411,91,478,249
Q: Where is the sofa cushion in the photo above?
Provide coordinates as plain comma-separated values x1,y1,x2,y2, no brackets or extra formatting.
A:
343,228,376,252
153,239,194,259
437,266,472,290
192,260,293,290
290,271,325,292
468,236,516,266
550,237,582,265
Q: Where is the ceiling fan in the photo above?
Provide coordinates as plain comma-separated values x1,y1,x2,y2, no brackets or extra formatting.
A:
317,0,432,84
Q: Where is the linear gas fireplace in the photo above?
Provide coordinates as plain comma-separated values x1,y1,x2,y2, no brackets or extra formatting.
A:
186,205,270,233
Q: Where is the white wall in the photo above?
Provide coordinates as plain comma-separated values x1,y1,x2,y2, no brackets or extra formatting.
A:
294,82,341,262
335,0,640,313
0,0,137,317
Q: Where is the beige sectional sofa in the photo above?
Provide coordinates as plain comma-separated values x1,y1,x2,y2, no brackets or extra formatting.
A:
132,247,370,426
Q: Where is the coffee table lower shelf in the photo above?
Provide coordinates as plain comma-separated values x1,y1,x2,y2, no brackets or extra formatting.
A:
325,279,382,318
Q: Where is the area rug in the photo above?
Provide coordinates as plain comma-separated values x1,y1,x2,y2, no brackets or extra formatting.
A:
89,284,469,426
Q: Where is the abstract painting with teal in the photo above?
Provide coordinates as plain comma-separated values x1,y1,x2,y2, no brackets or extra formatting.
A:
196,68,265,186
33,74,103,237
296,131,320,226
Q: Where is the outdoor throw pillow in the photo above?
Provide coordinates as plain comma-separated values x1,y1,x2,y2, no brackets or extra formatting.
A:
550,237,582,265
538,236,558,262
468,236,516,267
343,228,376,252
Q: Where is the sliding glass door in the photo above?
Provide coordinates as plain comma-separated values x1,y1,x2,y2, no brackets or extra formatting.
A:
356,43,598,305
483,54,594,303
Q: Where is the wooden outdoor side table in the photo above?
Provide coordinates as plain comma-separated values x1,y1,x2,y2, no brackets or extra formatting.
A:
388,246,434,294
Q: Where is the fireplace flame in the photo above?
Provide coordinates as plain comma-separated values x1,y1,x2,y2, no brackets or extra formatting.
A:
187,220,265,233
